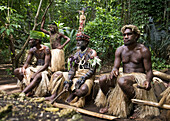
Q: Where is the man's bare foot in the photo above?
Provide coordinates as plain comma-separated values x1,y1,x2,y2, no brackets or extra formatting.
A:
99,107,108,114
66,94,76,103
130,113,139,119
26,91,33,97
130,105,140,119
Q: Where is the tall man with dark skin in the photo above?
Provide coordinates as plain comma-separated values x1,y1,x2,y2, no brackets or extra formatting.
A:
40,16,70,72
14,31,51,97
95,25,159,118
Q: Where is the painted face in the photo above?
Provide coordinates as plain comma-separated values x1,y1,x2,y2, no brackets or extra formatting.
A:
29,39,38,47
76,39,88,50
123,28,137,46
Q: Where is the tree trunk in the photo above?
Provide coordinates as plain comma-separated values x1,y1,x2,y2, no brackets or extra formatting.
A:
15,0,44,67
9,34,16,71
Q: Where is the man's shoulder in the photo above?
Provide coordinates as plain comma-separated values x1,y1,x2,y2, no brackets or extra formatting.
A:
137,43,150,52
116,45,124,52
29,47,36,53
88,48,97,57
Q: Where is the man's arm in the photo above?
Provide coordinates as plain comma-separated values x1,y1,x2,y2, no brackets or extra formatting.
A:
40,16,50,35
142,46,153,89
110,46,122,78
58,33,70,49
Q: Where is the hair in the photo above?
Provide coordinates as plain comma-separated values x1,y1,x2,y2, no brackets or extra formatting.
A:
121,25,140,40
51,23,58,27
48,23,58,32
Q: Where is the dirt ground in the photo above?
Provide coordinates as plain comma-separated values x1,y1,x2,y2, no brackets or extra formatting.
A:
0,64,169,121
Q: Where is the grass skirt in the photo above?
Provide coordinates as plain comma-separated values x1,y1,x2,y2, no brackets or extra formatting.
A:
17,66,50,97
49,69,94,107
95,72,160,118
51,49,65,72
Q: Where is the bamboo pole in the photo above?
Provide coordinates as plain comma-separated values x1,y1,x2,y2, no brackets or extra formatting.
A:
153,70,170,81
131,99,170,110
53,102,117,120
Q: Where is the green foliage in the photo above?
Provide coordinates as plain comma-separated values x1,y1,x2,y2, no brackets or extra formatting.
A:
151,54,170,71
5,68,12,75
0,0,168,68
84,7,123,62
62,28,77,59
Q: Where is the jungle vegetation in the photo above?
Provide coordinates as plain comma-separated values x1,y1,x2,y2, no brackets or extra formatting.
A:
0,0,169,72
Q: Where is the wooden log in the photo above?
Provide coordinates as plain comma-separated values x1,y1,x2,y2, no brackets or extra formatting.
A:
131,99,170,110
53,102,117,120
153,70,170,81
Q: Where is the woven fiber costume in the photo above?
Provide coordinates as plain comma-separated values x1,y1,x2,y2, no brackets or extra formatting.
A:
51,49,65,72
49,45,101,107
17,66,51,97
95,72,160,118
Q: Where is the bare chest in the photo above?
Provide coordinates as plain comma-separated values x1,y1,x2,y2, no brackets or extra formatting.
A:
121,49,143,64
34,50,45,59
50,34,61,42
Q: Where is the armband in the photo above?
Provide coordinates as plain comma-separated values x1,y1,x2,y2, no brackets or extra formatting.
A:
64,80,73,87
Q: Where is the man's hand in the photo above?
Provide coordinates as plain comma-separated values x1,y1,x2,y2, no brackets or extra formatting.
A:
64,83,70,91
57,46,63,49
75,79,82,89
22,67,26,75
143,80,151,90
109,69,119,80
63,80,73,91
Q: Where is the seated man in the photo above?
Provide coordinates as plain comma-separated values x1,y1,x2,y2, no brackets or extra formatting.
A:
14,30,51,97
46,33,100,107
95,25,160,118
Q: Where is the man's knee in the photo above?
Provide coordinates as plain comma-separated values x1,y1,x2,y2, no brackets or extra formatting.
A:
14,68,20,76
79,84,88,96
52,72,63,79
118,77,126,87
99,75,107,85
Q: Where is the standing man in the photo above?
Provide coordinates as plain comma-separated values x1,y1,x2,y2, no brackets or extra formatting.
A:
95,25,159,118
41,16,70,72
46,33,101,108
14,31,51,97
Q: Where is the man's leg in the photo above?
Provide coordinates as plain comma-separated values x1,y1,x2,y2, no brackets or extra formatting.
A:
118,75,135,99
66,84,89,103
45,92,57,101
22,73,42,95
99,75,116,95
14,68,24,81
99,75,116,114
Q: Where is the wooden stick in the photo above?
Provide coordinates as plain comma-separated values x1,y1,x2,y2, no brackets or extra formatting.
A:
153,70,170,81
131,99,170,110
53,102,117,120
51,89,66,104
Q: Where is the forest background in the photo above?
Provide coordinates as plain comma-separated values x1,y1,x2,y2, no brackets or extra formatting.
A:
0,0,169,74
